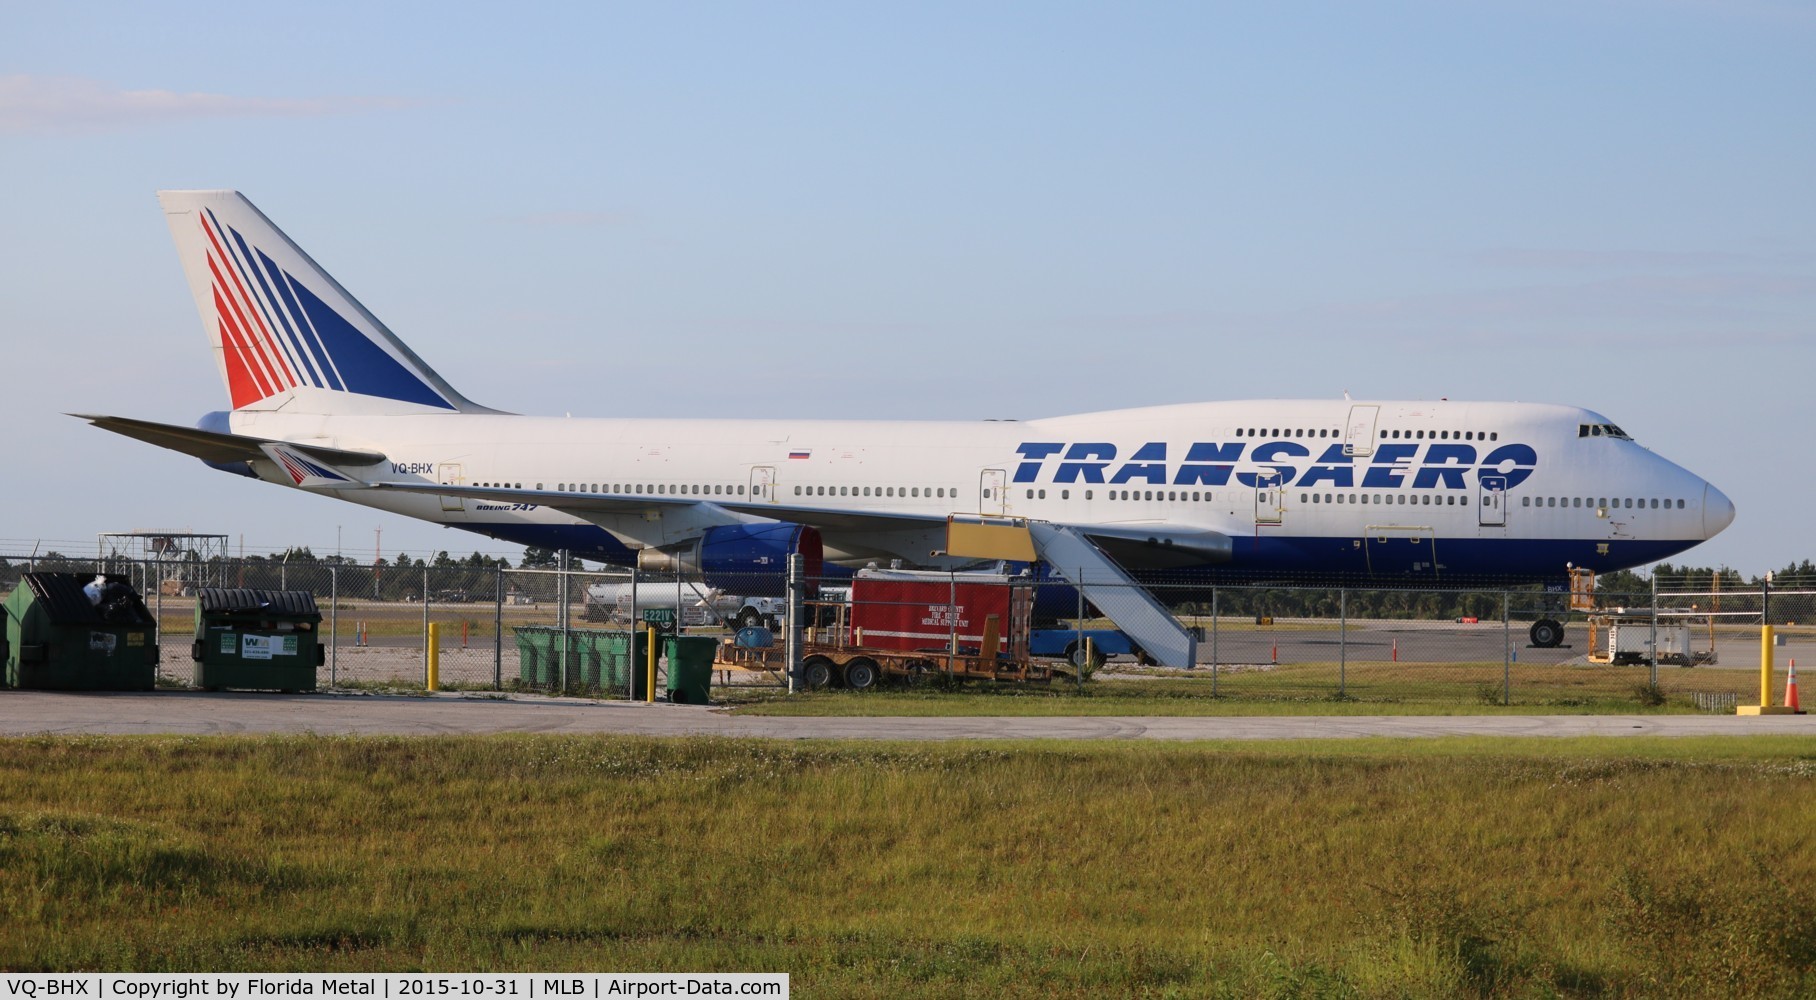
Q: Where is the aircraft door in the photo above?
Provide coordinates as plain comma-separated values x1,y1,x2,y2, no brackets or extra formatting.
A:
1479,475,1508,527
1364,526,1440,577
1343,405,1379,457
750,466,776,503
1254,472,1283,525
438,463,464,512
980,469,1008,515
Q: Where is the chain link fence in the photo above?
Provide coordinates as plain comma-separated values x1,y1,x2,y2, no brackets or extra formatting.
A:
2,551,1809,709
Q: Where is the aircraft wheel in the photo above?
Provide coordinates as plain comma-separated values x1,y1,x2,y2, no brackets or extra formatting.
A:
802,656,834,690
843,658,879,691
1529,619,1564,648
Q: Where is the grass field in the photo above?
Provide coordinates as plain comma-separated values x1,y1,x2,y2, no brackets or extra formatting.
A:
2,735,1812,996
720,664,1767,716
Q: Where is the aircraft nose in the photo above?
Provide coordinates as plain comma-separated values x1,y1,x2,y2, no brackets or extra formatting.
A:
1702,483,1735,539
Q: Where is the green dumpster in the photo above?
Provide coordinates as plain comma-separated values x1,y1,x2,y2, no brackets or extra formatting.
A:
665,635,718,704
192,589,323,692
3,573,158,691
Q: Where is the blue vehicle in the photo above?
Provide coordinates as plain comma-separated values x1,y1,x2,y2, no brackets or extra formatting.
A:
1027,628,1144,669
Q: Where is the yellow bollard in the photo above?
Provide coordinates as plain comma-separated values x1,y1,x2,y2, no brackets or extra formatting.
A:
427,622,440,692
1739,624,1794,715
646,625,657,704
1761,624,1774,708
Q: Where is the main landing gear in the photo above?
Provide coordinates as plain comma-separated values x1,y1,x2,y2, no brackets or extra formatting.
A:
1528,619,1565,648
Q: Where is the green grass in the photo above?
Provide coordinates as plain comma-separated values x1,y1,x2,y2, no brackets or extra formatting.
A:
2,735,1812,996
721,664,1768,716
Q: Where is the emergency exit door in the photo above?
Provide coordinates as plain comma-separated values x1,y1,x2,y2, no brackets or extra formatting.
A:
1254,472,1283,525
980,469,1008,515
750,466,776,502
439,463,464,512
1479,475,1508,527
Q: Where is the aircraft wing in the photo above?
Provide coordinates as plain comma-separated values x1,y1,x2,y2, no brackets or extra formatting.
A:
370,481,722,516
373,482,1230,564
73,414,387,467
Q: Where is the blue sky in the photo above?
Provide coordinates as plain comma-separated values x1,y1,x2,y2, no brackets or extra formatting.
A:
2,1,1810,573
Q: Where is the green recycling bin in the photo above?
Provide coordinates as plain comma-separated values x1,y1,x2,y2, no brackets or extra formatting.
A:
664,635,718,704
192,589,323,692
514,627,649,693
512,626,561,687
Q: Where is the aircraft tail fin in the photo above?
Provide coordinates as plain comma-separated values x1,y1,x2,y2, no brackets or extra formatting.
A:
157,190,498,416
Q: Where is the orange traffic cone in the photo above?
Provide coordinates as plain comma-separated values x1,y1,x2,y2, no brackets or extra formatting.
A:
1786,659,1804,714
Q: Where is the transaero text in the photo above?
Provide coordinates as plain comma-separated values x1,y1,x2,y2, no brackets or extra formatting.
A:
1013,441,1539,489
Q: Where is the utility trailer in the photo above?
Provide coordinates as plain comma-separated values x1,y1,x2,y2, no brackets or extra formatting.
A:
712,568,1059,688
1586,613,1715,666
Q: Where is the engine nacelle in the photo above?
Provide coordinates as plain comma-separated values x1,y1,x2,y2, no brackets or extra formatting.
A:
636,523,823,595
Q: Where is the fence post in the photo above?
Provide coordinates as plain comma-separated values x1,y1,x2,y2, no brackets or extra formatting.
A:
947,572,958,682
494,566,504,690
630,566,640,700
421,566,430,687
1502,591,1511,706
1075,574,1085,683
559,550,570,693
330,565,339,688
1211,587,1219,698
1650,572,1659,688
153,559,163,685
1338,588,1347,699
785,553,803,694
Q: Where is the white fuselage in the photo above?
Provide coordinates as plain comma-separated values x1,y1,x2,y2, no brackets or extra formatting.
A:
223,397,1732,582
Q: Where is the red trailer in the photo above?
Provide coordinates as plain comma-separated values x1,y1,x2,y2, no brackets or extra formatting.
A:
712,569,1052,689
846,569,1032,660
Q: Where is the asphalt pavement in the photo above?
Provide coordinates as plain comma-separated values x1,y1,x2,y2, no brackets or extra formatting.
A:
1,690,1811,740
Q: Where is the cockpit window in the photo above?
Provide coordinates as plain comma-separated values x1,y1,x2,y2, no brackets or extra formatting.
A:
1580,423,1633,441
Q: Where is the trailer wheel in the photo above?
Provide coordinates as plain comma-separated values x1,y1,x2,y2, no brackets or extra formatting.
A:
802,656,834,690
1064,641,1107,672
899,659,935,686
1135,647,1157,667
736,608,764,631
1529,619,1564,648
843,658,879,691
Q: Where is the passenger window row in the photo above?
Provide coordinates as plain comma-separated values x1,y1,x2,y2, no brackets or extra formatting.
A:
1380,429,1497,441
1523,497,1685,510
1233,428,1339,438
793,486,954,498
530,483,752,496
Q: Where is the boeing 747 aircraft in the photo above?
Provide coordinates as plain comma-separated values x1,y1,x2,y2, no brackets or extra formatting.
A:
78,191,1735,665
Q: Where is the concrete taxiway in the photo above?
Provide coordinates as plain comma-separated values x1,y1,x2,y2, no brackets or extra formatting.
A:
0,690,1811,740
